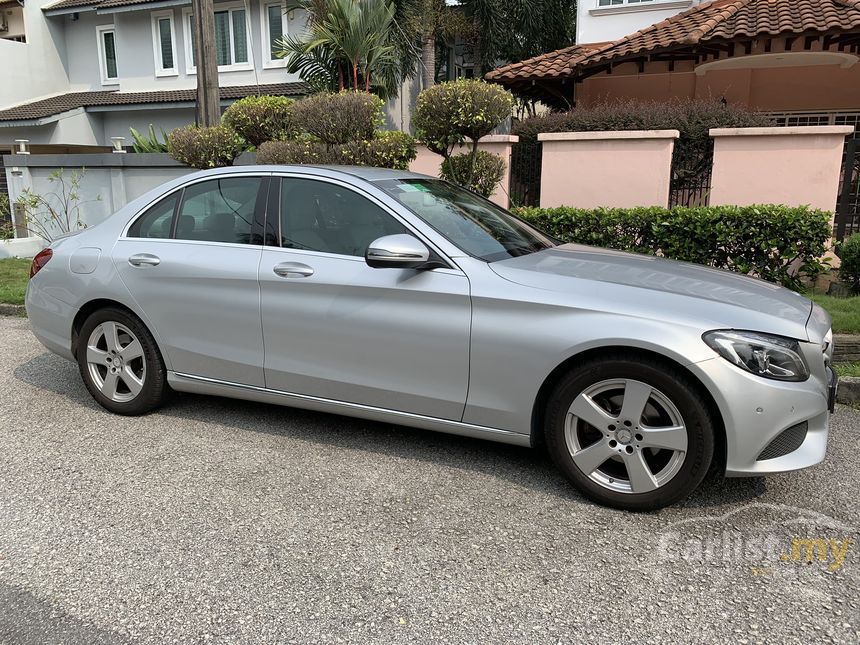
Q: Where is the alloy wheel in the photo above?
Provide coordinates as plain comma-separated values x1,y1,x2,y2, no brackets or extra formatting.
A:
564,379,688,494
85,321,147,403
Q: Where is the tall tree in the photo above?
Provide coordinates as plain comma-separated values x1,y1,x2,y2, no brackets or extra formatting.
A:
279,0,413,99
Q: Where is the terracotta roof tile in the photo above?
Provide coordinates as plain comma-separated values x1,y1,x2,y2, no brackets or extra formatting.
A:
0,83,309,122
487,0,860,83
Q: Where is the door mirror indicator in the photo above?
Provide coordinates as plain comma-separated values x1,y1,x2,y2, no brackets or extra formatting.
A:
366,234,432,269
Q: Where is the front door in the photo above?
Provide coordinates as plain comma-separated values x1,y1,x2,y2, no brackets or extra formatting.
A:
113,174,268,386
259,176,471,421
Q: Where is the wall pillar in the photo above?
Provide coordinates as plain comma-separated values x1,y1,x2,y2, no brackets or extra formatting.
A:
537,130,680,208
709,126,854,211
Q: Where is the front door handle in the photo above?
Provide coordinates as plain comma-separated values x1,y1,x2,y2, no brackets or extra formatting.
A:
128,253,161,267
273,262,314,278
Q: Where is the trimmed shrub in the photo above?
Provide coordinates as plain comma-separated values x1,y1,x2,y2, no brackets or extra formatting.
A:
441,150,505,198
340,131,417,169
168,125,244,169
257,131,417,169
222,95,297,148
291,91,384,145
512,98,772,142
413,79,515,156
513,204,832,290
839,233,860,294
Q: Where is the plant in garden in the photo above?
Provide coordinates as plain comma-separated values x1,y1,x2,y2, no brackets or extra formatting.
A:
513,204,832,290
838,233,860,294
167,125,245,169
277,0,408,99
257,130,417,169
441,150,504,198
15,169,99,242
291,91,384,146
222,96,297,148
129,125,170,153
413,79,514,191
0,192,12,239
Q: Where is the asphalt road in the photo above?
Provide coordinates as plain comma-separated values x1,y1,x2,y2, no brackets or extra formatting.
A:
0,315,858,644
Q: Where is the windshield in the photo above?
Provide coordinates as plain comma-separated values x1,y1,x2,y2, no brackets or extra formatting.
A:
376,179,556,262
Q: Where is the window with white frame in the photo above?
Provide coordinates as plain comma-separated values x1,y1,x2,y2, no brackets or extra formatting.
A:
152,11,178,76
184,4,251,72
262,2,287,67
96,25,119,85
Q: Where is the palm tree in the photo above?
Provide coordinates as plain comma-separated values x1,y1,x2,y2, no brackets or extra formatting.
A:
278,0,407,99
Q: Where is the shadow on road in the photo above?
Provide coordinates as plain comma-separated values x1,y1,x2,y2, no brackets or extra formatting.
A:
0,582,129,645
13,351,766,512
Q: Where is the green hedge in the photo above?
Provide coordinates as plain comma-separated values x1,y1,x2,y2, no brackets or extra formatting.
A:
513,205,832,290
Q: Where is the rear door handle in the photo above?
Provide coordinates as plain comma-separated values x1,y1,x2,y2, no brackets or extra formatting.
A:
128,253,161,267
273,262,314,278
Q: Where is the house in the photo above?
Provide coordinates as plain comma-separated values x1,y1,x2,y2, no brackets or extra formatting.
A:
487,0,860,125
0,0,309,151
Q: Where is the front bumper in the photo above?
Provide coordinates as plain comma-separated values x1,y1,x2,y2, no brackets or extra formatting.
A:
688,348,831,477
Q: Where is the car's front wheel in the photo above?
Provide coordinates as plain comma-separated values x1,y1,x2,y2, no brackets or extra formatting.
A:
77,307,169,415
545,354,714,511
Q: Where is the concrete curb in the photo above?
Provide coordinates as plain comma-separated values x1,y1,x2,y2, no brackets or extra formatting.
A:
0,304,26,317
837,376,860,406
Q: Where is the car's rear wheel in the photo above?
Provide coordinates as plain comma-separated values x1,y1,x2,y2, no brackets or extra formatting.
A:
77,307,169,415
545,354,714,511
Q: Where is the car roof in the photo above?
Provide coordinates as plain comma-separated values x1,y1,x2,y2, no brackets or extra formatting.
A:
183,164,434,183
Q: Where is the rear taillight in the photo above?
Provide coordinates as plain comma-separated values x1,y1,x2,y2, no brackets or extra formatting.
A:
29,248,53,278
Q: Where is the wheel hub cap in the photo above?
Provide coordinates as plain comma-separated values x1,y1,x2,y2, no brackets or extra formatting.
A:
616,427,633,445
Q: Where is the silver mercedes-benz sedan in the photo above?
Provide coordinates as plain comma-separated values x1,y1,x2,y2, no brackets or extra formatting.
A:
26,165,837,510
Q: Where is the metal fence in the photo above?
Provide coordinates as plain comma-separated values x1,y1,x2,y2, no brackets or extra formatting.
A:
668,140,714,208
508,140,542,208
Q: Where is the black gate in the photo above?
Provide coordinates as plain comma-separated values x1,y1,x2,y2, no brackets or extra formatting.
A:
836,135,860,242
669,139,713,208
508,140,542,207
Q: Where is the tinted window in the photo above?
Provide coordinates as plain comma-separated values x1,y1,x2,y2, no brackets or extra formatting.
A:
176,177,262,244
279,178,407,256
377,179,555,262
127,192,178,238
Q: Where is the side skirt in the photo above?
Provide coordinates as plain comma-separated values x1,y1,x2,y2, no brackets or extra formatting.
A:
168,372,532,447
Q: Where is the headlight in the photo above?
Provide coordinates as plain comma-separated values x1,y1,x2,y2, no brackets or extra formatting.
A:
702,330,809,382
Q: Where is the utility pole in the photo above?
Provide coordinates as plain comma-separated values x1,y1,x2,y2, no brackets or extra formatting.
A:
192,0,220,126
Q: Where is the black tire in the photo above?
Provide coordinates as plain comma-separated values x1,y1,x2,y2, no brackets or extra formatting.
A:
76,307,170,416
545,353,714,511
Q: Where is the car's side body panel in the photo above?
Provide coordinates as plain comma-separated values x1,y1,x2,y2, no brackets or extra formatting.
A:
259,246,472,420
112,238,266,387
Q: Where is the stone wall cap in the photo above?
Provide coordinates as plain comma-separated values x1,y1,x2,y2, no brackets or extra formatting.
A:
710,126,856,137
538,130,680,142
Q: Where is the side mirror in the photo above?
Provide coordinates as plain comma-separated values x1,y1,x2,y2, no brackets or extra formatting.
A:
366,234,431,269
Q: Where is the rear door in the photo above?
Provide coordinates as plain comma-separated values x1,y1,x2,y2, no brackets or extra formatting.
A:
258,175,472,420
113,174,268,387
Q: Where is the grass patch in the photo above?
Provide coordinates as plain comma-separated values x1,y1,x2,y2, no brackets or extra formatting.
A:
808,293,860,335
0,258,31,306
834,362,860,378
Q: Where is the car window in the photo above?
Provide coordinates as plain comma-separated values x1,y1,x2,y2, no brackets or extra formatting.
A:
127,192,178,238
377,179,555,262
278,177,408,257
175,177,263,244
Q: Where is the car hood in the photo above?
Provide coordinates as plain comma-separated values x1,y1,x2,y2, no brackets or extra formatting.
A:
489,244,817,340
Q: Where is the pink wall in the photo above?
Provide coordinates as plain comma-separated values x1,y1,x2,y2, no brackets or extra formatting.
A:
709,126,854,211
409,135,519,208
537,130,679,208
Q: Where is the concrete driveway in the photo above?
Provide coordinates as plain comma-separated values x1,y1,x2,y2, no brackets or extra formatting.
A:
0,315,858,644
